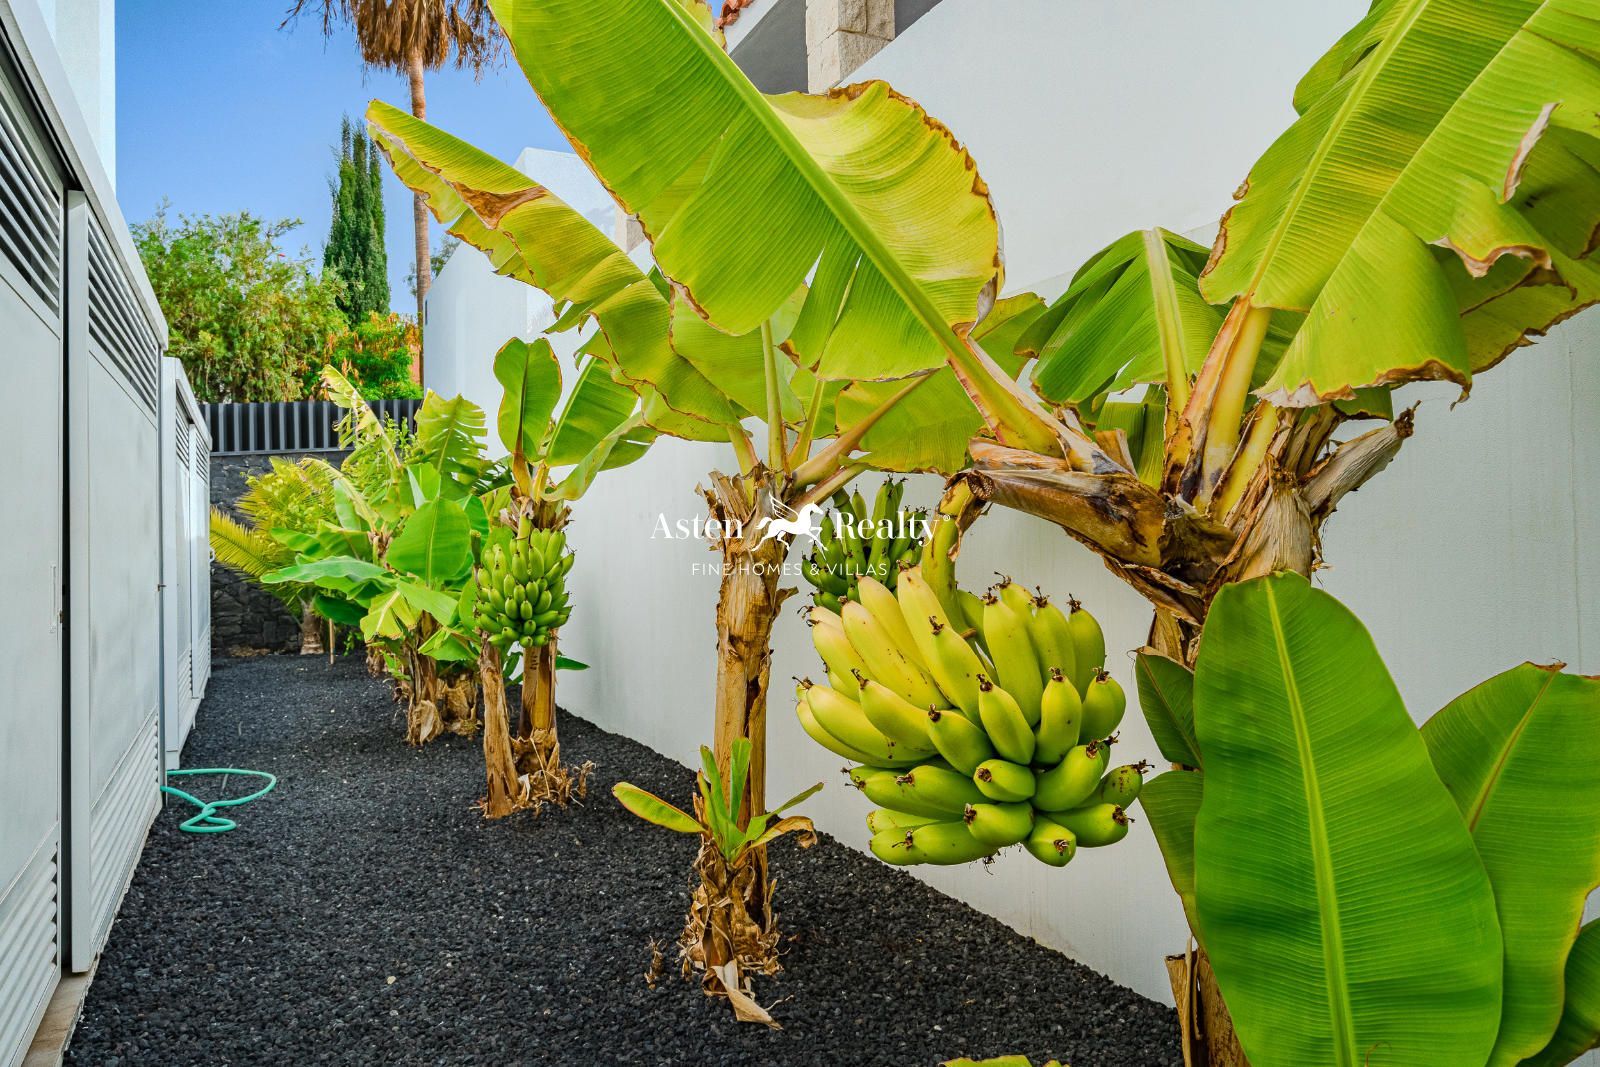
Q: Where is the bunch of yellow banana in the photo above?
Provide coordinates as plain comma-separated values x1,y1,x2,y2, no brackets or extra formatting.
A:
473,517,574,652
801,480,925,614
796,515,1144,869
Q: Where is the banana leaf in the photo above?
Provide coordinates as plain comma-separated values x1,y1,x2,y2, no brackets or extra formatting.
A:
1202,0,1600,405
1134,650,1199,768
612,781,703,835
482,0,1058,451
1139,770,1202,936
1421,663,1600,1067
413,392,488,491
386,498,474,585
493,337,562,462
545,355,644,468
1192,572,1502,1067
1524,919,1600,1066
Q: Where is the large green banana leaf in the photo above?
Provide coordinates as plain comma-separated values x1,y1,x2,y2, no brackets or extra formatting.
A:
413,393,488,492
1421,663,1600,1067
367,102,738,430
1193,573,1502,1067
1022,229,1221,407
386,498,473,585
483,0,1058,451
545,354,649,468
1525,920,1600,1066
1202,0,1600,406
492,337,563,461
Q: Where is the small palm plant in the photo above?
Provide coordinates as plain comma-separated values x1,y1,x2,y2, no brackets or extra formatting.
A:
613,739,820,1026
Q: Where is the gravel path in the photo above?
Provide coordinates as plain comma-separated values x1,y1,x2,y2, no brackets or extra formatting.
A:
67,655,1181,1067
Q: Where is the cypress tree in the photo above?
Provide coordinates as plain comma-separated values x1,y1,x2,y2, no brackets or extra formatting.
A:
324,115,390,326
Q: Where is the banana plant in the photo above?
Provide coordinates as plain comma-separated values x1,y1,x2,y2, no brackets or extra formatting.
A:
613,739,820,1027
1137,573,1600,1067
366,18,1040,1005
466,333,654,817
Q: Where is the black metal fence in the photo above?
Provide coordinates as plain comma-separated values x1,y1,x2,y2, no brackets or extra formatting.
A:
203,398,421,456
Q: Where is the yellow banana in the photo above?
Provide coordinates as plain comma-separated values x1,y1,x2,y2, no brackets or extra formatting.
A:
811,608,868,697
1033,739,1111,811
809,683,929,764
1035,668,1084,765
925,707,995,775
1080,669,1127,739
977,675,1036,765
981,594,1044,726
1067,598,1106,694
796,686,899,766
841,600,944,709
1052,802,1131,847
965,801,1034,848
974,758,1036,803
1024,818,1078,868
995,576,1033,617
857,673,939,751
920,516,961,620
898,570,982,717
857,575,928,671
1027,595,1078,682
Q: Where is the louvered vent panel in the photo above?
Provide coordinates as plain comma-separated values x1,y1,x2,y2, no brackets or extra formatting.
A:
0,76,61,314
0,842,57,1067
87,221,159,413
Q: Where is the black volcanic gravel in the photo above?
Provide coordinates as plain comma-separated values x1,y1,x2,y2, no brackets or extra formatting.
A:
66,654,1181,1067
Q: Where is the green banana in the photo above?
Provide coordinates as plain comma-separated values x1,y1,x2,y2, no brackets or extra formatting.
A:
1067,598,1106,694
854,762,985,818
925,707,995,775
965,802,1034,848
977,675,1036,765
1080,670,1127,739
1094,762,1150,807
1035,668,1084,765
905,821,997,865
474,520,573,650
841,600,944,709
1024,819,1078,868
974,758,1036,803
1033,740,1111,812
857,673,939,750
1052,803,1131,848
796,686,894,765
995,576,1034,617
981,593,1044,726
1027,595,1078,681
921,516,961,620
869,827,921,866
865,808,940,835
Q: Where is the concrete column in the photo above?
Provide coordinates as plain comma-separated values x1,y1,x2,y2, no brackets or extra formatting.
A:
613,212,645,253
806,0,895,92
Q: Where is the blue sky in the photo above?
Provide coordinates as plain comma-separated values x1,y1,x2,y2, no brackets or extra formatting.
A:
115,1,572,310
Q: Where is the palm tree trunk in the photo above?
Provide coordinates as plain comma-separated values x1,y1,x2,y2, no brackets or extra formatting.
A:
406,45,430,384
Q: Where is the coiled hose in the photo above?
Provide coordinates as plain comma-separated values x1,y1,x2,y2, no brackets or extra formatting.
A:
160,768,278,833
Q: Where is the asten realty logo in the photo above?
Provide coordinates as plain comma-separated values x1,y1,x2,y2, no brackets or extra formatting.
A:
651,501,930,577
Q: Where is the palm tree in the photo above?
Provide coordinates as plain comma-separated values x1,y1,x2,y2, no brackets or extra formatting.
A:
283,0,501,379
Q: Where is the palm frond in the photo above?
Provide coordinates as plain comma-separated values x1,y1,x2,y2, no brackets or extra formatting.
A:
210,509,292,578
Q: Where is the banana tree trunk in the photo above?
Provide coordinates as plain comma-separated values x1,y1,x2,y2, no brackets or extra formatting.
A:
684,473,794,997
515,635,589,807
299,602,325,655
405,618,445,746
477,643,522,819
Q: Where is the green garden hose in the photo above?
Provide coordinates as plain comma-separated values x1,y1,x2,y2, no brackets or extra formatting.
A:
160,769,278,833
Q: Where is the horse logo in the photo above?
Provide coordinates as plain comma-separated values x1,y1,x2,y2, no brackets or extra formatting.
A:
756,500,826,545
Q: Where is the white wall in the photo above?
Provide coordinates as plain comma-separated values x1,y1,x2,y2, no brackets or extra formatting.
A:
24,0,116,178
426,0,1600,1010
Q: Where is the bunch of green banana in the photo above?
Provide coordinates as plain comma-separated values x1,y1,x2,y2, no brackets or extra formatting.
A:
473,517,574,651
797,514,1145,870
801,479,925,614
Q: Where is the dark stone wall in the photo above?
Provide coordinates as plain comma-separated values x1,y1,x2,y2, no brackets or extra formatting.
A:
210,451,347,653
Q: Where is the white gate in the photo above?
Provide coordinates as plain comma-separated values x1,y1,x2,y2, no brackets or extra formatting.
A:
0,42,66,1067
161,356,211,769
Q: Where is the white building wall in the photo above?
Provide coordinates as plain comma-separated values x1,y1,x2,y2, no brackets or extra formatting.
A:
424,0,1600,1010
21,0,116,178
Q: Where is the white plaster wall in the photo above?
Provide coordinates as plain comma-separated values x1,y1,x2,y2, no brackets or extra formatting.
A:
24,0,116,178
427,0,1600,1011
